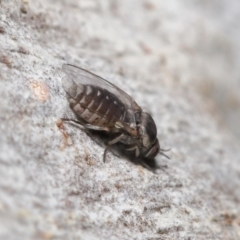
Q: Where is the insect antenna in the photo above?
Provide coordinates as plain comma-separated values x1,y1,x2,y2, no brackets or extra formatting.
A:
160,148,171,159
160,148,171,152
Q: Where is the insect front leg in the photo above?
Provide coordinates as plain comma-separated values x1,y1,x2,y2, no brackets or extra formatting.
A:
125,145,140,157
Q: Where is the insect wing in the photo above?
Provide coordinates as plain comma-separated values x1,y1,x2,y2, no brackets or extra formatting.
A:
62,64,141,113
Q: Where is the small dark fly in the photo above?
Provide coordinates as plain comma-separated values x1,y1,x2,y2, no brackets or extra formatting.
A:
61,64,169,162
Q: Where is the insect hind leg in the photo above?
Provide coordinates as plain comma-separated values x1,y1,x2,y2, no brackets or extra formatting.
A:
103,133,125,162
61,118,85,128
61,118,110,132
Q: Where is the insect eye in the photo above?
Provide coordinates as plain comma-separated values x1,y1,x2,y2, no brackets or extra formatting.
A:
145,139,160,158
141,112,157,144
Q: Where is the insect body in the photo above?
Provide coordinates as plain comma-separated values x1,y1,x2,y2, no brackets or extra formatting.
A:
62,64,168,161
66,84,126,129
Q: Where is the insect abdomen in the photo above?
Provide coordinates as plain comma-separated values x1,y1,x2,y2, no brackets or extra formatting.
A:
66,84,126,127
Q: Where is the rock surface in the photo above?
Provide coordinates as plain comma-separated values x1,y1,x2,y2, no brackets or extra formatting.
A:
0,0,240,239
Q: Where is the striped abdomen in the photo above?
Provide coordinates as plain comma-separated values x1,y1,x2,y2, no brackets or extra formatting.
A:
66,84,126,127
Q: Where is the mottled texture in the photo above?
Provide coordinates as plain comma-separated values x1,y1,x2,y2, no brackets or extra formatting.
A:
0,0,240,240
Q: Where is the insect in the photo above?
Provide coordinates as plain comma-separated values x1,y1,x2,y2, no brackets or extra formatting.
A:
62,64,169,162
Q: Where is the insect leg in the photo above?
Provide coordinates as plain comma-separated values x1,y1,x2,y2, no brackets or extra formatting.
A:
125,145,140,157
84,124,110,132
103,133,125,162
61,118,85,128
115,122,138,137
61,118,110,131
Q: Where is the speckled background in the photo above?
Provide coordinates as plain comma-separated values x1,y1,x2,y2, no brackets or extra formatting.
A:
0,0,240,239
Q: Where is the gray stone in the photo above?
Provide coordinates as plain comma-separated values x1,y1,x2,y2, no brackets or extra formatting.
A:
0,0,240,239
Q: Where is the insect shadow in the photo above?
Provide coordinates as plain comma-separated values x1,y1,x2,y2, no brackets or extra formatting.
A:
63,116,168,172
